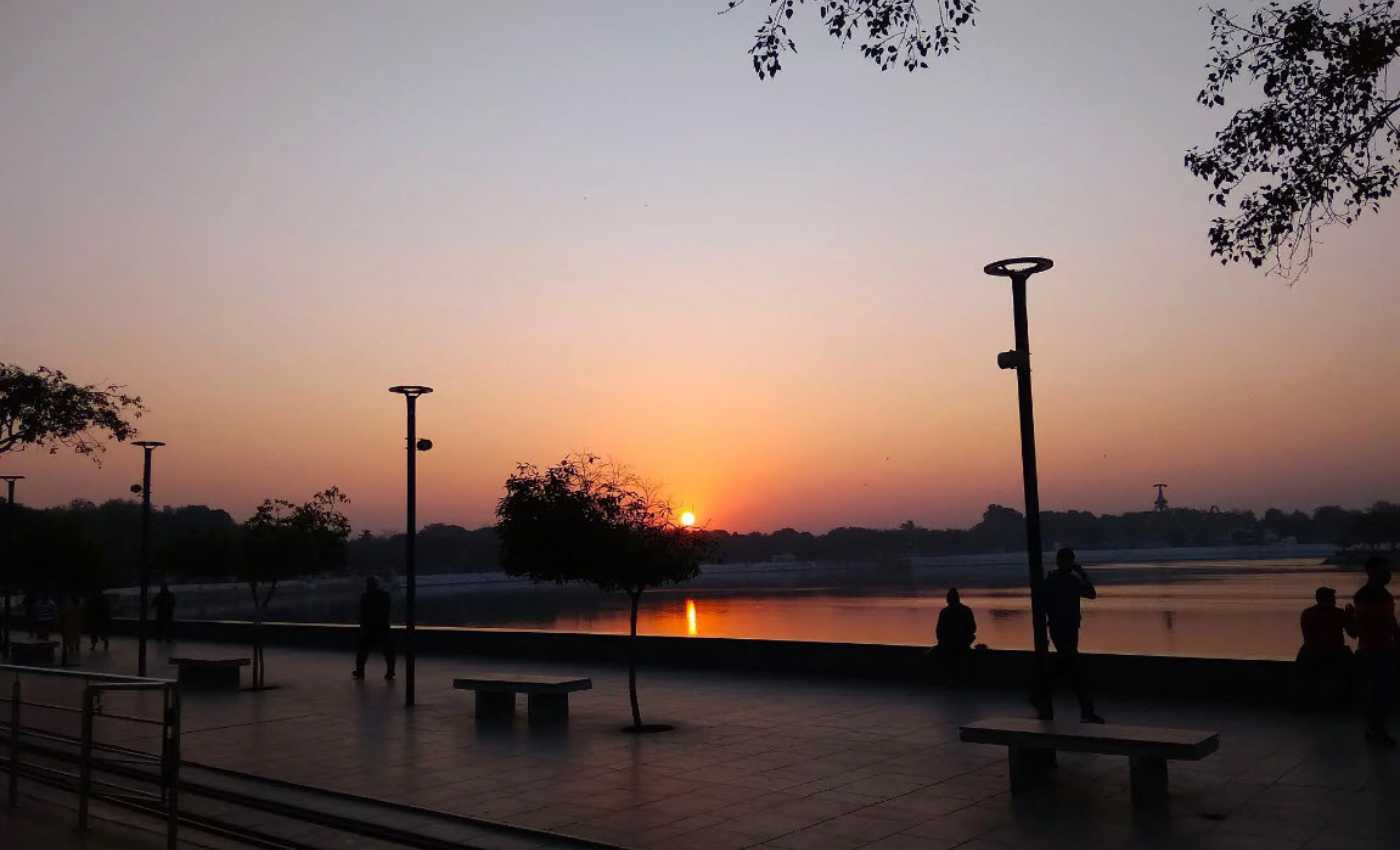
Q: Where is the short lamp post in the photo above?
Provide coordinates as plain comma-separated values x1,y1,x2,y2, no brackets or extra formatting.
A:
0,475,23,658
388,386,432,708
132,441,165,677
984,257,1054,703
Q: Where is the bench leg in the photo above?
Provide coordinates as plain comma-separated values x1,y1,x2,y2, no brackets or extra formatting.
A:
1009,746,1055,793
1129,757,1168,808
528,693,569,724
475,691,515,720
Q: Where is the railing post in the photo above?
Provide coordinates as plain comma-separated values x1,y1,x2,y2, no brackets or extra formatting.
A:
159,686,170,806
79,684,94,831
165,684,180,850
8,678,18,807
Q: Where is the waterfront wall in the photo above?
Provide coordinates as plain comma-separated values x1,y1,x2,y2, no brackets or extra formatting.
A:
107,617,1291,702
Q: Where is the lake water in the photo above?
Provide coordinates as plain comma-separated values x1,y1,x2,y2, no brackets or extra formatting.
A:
161,549,1365,660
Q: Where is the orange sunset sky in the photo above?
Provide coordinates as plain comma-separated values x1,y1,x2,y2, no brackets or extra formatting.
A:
3,2,1399,533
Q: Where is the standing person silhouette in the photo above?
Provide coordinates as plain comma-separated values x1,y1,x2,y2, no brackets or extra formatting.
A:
59,592,83,661
1348,556,1399,747
1036,548,1104,723
86,589,112,651
353,577,395,681
152,583,176,642
32,592,57,641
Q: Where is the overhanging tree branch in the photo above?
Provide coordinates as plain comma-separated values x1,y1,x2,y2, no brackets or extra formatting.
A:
0,364,145,462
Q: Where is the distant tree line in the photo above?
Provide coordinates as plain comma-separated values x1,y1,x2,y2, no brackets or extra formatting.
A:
9,499,1400,591
706,503,1400,563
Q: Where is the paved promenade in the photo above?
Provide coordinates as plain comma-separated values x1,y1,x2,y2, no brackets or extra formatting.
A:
10,635,1399,850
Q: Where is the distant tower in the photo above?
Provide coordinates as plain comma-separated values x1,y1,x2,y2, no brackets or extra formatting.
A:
1153,483,1169,512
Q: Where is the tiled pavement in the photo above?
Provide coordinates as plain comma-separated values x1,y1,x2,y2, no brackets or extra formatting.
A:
10,636,1400,850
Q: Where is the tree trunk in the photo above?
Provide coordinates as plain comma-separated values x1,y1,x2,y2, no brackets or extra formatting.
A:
258,582,278,689
248,582,261,689
627,589,642,730
253,607,264,689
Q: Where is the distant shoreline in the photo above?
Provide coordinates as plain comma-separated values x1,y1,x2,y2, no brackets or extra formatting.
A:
104,542,1335,599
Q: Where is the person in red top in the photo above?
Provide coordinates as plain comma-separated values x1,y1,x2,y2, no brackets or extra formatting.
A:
1295,586,1352,708
1347,557,1400,747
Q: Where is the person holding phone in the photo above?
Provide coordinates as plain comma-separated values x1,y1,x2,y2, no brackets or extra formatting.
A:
1036,547,1105,723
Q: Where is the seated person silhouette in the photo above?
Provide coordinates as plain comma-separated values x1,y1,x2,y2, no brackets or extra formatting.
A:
931,588,977,682
1294,586,1353,709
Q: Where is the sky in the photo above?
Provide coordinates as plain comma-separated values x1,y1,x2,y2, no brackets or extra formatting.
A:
2,1,1398,534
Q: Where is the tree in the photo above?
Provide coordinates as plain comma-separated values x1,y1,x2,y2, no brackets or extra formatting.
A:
1352,500,1400,548
495,455,708,731
970,504,1025,552
1187,2,1400,277
11,506,105,600
730,2,1399,277
0,364,145,461
1312,504,1357,544
241,488,351,688
9,506,106,663
723,0,979,80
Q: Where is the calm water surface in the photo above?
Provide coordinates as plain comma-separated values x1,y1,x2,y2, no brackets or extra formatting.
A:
176,555,1359,660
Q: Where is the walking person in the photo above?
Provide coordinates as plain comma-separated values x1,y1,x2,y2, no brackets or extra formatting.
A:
32,593,57,642
1035,548,1105,723
152,582,176,642
86,589,112,651
59,592,83,661
24,591,37,638
1348,556,1400,747
352,577,395,680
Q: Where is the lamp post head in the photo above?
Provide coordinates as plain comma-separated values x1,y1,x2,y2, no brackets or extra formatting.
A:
983,257,1053,280
0,475,24,483
389,385,433,398
133,440,166,451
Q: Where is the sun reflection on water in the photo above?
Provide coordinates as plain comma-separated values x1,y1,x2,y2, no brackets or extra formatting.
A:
686,598,698,636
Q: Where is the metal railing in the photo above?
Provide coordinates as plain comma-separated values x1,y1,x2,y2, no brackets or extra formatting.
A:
0,664,180,849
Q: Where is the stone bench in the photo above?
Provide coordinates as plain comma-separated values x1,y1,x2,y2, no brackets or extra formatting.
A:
960,716,1219,807
170,657,250,690
452,674,592,723
9,641,58,666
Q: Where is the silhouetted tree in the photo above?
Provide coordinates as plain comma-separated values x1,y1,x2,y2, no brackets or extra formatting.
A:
11,506,106,600
731,2,1399,277
495,455,708,731
0,364,144,461
155,521,239,584
241,488,351,688
724,0,979,79
1352,500,1400,548
1187,2,1400,276
971,504,1025,552
1312,504,1356,544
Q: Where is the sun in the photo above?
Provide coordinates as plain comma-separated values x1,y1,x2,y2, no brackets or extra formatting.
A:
679,510,696,528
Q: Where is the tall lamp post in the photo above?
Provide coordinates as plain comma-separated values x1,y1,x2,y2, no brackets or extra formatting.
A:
388,386,432,708
1,475,23,658
984,257,1054,705
132,441,165,677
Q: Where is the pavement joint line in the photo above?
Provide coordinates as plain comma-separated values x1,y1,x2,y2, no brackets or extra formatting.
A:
180,713,326,736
